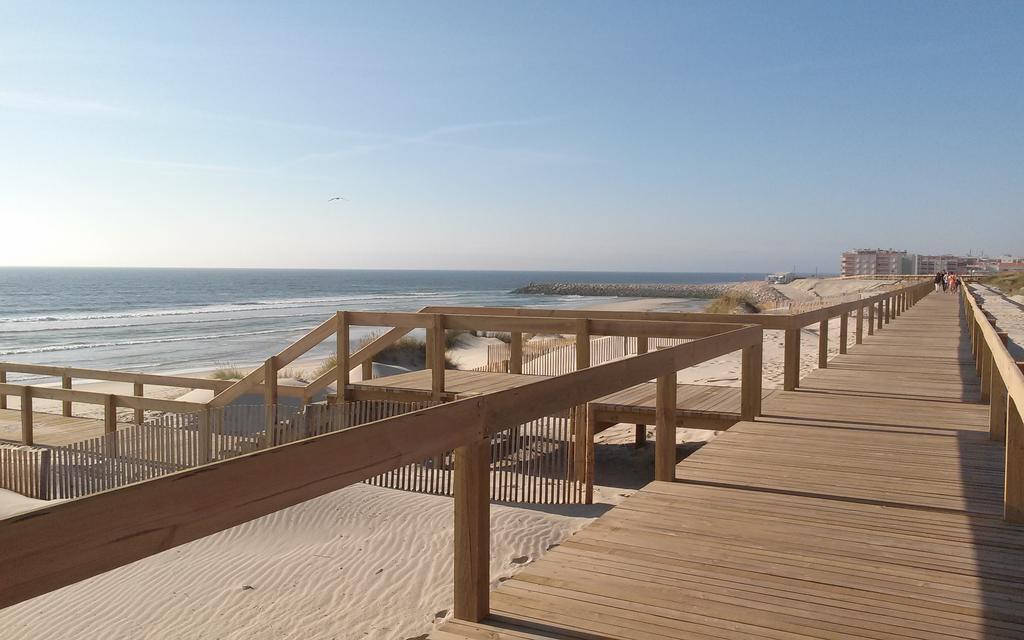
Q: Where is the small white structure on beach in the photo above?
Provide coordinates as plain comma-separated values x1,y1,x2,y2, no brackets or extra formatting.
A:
766,271,795,284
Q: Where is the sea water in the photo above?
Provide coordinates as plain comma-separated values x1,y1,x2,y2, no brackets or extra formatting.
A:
0,268,764,381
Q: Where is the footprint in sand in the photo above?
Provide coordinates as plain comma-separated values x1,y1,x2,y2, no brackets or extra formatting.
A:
511,555,530,565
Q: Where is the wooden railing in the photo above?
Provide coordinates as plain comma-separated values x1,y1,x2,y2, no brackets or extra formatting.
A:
0,379,208,447
211,311,761,416
961,284,1024,522
0,323,763,618
420,279,932,392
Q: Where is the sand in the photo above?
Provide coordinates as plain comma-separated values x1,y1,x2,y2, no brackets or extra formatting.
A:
0,483,603,640
773,277,897,303
972,285,1024,360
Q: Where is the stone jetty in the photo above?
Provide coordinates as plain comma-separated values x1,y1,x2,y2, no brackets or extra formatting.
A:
512,281,790,307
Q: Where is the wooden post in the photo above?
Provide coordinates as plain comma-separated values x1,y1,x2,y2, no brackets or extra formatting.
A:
570,320,590,492
509,332,523,375
990,372,1007,443
974,320,983,373
818,319,829,369
0,370,6,410
883,297,890,324
980,345,991,404
1006,397,1024,523
741,342,762,421
453,437,490,621
198,408,212,464
104,395,116,434
839,312,848,354
431,314,446,400
655,372,677,482
635,336,649,447
337,312,350,402
783,328,800,391
133,382,144,424
62,375,72,417
575,319,590,371
103,394,118,458
867,304,875,336
585,403,596,503
361,360,373,381
265,357,278,445
855,306,864,345
877,301,884,330
21,387,32,446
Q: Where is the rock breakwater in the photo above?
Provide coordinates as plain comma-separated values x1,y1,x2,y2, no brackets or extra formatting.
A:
512,281,790,308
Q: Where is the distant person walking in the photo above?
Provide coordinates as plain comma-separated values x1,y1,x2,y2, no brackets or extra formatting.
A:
934,271,944,292
949,273,960,294
941,272,949,292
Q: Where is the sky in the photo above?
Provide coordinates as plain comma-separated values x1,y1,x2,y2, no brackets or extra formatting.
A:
0,1,1021,273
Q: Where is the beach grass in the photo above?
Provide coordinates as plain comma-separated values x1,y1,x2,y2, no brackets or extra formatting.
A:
983,272,1024,296
314,331,458,377
705,292,761,314
210,366,245,380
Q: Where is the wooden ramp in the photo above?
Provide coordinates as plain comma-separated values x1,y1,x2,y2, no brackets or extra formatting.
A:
433,293,1024,639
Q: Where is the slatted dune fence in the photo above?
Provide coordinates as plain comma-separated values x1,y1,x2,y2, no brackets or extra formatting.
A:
366,414,582,504
0,445,51,499
1,401,436,501
480,335,693,376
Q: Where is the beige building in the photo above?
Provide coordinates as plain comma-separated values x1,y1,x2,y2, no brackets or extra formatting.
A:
840,249,907,277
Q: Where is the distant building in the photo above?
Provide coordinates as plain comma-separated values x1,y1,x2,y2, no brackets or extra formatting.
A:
842,248,1019,276
840,249,908,277
915,255,973,275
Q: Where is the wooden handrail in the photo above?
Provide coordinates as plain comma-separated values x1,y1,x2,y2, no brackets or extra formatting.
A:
961,284,1024,522
0,362,234,391
0,324,761,612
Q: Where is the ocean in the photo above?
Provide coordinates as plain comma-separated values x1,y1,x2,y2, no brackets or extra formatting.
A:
0,268,765,382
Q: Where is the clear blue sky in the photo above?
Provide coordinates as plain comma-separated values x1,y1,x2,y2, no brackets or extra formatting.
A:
1,1,1021,272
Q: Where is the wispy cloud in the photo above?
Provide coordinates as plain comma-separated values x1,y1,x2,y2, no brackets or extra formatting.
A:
113,157,267,173
293,116,589,164
0,90,136,118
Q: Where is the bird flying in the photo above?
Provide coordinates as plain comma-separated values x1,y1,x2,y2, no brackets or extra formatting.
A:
328,196,347,202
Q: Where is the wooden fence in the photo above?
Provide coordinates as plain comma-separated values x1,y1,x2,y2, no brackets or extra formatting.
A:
2,399,584,505
367,415,582,504
1,401,433,501
962,283,1024,522
480,335,693,376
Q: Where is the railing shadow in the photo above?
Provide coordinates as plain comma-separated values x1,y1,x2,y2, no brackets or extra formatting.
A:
954,294,1023,638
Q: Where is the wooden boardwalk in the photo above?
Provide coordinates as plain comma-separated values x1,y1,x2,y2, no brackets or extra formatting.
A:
359,369,766,429
0,409,105,446
433,293,1024,639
